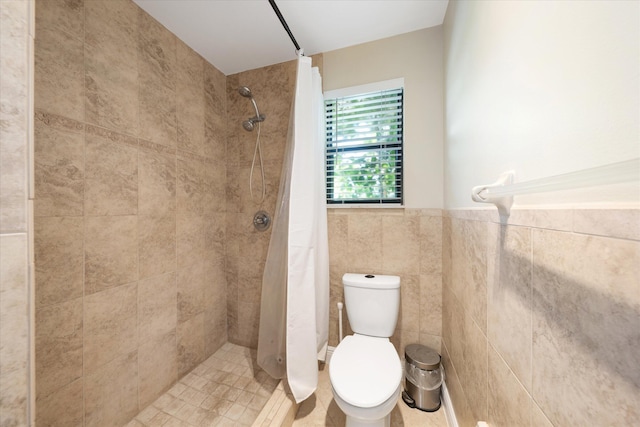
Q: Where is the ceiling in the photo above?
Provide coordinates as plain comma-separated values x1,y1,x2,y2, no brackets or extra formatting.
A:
133,0,449,75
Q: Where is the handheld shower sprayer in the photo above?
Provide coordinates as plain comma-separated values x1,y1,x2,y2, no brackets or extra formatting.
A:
238,86,267,205
238,86,266,132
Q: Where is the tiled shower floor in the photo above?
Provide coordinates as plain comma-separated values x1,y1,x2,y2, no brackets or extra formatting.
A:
126,342,450,427
125,343,280,427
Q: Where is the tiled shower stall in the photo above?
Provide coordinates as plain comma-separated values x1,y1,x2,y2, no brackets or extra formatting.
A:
30,0,444,425
1,0,638,426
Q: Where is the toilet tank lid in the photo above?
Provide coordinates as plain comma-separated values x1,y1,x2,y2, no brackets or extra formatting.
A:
342,273,400,289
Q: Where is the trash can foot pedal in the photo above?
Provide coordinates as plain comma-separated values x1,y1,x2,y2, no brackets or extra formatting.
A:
402,390,416,408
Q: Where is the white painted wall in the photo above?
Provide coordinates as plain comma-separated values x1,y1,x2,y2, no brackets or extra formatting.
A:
444,0,640,208
323,28,444,208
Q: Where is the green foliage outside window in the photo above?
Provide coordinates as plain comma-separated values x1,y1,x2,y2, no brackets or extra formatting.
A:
325,88,403,204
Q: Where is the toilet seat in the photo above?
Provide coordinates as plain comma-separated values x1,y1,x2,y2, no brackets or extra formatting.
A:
329,334,402,409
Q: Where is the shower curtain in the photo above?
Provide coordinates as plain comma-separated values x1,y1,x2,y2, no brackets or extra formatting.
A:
257,56,329,403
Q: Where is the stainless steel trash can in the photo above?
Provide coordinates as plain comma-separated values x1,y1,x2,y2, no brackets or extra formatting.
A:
402,344,443,412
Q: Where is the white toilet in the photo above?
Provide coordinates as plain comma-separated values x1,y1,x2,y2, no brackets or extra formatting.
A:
330,273,402,427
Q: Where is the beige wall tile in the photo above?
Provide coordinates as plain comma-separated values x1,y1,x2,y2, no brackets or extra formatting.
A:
176,40,205,155
204,213,226,255
36,378,83,427
84,215,138,294
84,282,137,374
420,215,442,275
487,223,532,392
139,330,177,408
224,167,242,213
487,347,531,427
236,300,260,348
419,273,442,337
382,214,420,275
138,10,177,147
0,233,29,375
34,27,84,122
442,216,452,290
32,1,230,424
84,351,138,427
177,156,206,215
327,212,348,272
177,313,205,377
204,162,226,213
204,63,227,160
85,0,137,62
204,305,227,356
444,209,640,427
0,20,28,231
176,213,205,269
573,208,640,241
84,126,138,215
35,298,83,399
35,216,84,307
531,403,554,427
238,229,269,281
139,79,177,147
1,2,30,425
418,333,441,353
34,111,84,217
441,344,475,427
450,218,488,334
444,281,487,423
85,43,139,135
204,250,226,305
178,262,205,322
35,0,84,39
399,274,420,333
139,214,176,279
138,142,176,216
506,208,573,232
138,272,177,341
0,366,29,427
347,213,382,273
532,229,640,426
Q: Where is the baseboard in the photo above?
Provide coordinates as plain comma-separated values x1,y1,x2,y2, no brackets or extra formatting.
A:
442,381,459,427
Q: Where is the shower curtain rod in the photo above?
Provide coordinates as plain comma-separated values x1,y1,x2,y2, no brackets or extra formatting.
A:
268,0,302,54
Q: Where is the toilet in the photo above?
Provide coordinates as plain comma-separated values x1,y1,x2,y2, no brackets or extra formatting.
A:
330,273,402,427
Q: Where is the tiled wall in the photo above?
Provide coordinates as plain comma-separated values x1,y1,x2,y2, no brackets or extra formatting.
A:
442,208,640,427
225,60,298,348
0,1,34,426
327,209,443,352
33,0,227,425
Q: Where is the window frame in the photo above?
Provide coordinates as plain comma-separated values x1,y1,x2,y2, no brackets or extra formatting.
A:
323,78,405,207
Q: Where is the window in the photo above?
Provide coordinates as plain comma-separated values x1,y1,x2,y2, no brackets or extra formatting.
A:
324,80,404,205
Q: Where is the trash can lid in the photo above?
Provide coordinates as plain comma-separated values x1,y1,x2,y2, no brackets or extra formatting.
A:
405,344,440,370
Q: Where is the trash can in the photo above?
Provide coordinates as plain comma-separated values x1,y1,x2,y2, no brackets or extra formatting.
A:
402,344,443,412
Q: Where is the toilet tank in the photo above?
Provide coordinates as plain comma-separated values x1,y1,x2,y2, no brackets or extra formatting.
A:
343,273,400,338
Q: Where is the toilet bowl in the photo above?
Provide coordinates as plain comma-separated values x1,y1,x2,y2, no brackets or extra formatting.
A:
330,334,402,427
330,273,401,426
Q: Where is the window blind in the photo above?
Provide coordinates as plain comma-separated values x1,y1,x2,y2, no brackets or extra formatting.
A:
324,87,403,204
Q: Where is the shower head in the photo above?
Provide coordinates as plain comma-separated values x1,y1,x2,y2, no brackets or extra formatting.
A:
239,86,266,131
242,114,266,132
238,86,253,98
243,120,255,132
